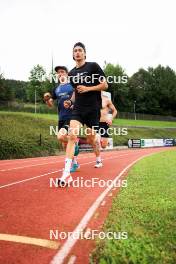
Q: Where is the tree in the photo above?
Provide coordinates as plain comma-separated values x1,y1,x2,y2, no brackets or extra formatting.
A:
0,73,14,103
27,64,53,102
104,63,129,111
128,65,176,116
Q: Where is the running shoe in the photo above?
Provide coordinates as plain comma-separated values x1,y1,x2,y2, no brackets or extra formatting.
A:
70,163,80,173
94,161,103,168
57,173,73,187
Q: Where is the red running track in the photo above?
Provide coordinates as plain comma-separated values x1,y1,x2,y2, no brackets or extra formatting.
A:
0,147,174,264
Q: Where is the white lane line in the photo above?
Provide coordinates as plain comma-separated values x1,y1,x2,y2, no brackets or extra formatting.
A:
0,152,127,172
0,153,130,189
50,153,153,264
0,160,65,172
0,154,94,167
0,170,62,189
0,152,97,167
0,157,60,166
0,154,98,171
0,150,144,171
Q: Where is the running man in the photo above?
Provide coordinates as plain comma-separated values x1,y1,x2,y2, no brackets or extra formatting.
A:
43,66,79,173
58,42,108,186
99,91,117,149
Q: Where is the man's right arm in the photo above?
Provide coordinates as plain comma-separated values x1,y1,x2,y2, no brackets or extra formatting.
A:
43,92,54,107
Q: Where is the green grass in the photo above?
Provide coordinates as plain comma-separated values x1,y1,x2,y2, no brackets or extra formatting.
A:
113,118,176,128
0,111,58,121
91,150,176,264
0,112,60,159
1,111,176,159
1,111,176,127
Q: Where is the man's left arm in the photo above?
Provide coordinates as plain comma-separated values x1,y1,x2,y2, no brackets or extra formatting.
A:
77,81,108,93
108,100,118,119
105,100,118,125
77,62,108,93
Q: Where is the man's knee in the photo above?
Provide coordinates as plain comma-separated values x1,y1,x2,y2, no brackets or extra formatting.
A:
68,127,78,142
101,142,107,148
57,133,67,142
87,134,96,145
101,139,108,148
68,133,77,142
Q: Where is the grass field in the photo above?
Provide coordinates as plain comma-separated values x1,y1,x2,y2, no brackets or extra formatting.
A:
113,118,176,128
0,112,59,159
1,111,176,128
1,111,176,159
91,150,176,264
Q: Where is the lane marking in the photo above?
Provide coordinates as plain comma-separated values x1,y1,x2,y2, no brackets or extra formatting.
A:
0,233,59,249
50,153,155,264
0,150,143,171
0,153,130,189
0,153,100,168
0,170,62,189
0,161,65,172
0,153,105,171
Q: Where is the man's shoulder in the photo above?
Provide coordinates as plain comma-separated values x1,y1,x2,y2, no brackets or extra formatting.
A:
86,61,99,67
68,67,76,75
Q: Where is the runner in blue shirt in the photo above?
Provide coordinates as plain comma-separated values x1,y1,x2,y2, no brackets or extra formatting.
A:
43,66,79,172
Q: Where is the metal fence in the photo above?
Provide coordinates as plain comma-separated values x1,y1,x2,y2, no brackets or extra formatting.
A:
118,112,176,121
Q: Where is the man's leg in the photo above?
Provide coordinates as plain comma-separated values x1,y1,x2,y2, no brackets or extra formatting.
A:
57,128,68,151
86,128,102,168
101,137,109,149
99,122,110,149
58,120,82,185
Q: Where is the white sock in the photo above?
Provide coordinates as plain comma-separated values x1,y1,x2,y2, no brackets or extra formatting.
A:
73,157,77,165
64,158,72,173
96,156,102,162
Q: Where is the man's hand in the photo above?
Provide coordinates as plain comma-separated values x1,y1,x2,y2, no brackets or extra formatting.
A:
77,85,90,93
63,100,72,109
43,92,52,102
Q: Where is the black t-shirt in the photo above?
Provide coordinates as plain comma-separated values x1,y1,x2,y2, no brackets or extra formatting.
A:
68,62,106,110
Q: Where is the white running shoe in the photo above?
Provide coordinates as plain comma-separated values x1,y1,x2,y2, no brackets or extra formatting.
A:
57,172,73,187
94,161,103,168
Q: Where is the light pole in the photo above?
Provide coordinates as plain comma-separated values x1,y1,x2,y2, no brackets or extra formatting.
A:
35,87,37,114
134,100,136,120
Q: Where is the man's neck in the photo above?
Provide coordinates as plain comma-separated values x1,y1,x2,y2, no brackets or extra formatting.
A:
76,60,86,68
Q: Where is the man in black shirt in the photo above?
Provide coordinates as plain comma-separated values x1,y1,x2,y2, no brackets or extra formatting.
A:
58,42,108,186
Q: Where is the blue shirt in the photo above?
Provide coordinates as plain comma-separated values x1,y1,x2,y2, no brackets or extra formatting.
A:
52,83,73,121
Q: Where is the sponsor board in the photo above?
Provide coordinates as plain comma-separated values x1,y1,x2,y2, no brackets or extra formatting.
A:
163,139,174,147
141,139,164,148
128,139,141,148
